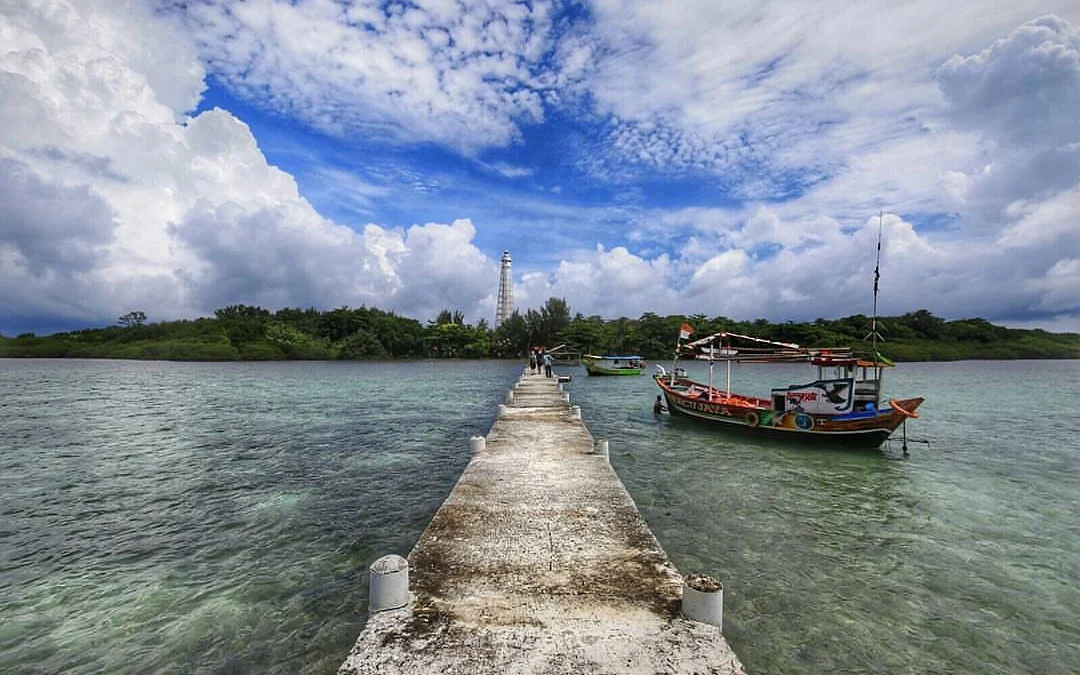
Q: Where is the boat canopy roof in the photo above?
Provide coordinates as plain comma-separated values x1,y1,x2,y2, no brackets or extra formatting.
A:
677,330,893,365
811,355,895,368
585,354,643,360
684,330,801,351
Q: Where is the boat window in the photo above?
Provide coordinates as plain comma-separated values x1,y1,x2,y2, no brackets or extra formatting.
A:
773,394,785,411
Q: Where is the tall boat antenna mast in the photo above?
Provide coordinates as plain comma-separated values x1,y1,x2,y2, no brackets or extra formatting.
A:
865,211,885,354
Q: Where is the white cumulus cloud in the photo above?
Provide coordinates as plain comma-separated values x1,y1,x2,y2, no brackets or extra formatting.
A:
180,0,558,154
0,0,503,331
3,1,1080,336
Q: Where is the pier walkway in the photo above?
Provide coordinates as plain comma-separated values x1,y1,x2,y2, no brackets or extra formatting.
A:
338,369,745,675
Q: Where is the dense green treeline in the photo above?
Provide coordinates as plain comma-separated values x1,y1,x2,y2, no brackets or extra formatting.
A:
1,302,1078,361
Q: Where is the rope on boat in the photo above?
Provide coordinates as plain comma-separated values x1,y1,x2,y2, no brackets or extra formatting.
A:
888,398,920,418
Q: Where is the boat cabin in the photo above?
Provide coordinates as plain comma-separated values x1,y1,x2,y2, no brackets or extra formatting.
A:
770,357,885,415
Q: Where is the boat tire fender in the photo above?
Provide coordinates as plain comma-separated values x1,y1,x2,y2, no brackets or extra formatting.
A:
744,411,759,428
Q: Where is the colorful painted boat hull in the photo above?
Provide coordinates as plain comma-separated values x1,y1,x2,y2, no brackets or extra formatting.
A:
656,375,923,449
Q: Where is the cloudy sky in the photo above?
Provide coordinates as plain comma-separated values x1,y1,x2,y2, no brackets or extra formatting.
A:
2,0,1079,335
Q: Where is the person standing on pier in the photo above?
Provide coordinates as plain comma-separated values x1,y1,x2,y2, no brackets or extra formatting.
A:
543,351,553,378
528,349,537,373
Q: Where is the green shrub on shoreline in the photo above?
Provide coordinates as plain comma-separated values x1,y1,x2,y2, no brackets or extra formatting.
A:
2,304,1077,362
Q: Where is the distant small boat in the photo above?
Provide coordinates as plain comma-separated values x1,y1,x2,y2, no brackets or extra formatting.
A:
582,354,646,376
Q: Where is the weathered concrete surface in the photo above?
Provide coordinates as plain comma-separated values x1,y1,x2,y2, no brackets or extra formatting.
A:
338,370,745,675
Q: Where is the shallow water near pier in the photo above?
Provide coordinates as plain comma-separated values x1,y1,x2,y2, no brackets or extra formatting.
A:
1,358,1077,674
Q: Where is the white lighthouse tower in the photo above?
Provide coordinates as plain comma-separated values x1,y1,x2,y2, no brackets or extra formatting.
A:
495,250,514,328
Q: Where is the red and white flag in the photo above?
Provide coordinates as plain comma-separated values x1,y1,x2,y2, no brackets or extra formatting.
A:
679,322,694,340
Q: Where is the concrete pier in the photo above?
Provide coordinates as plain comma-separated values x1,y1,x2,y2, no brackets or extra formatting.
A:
338,370,746,675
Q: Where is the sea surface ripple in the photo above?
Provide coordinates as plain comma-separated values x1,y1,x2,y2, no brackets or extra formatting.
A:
1,358,1077,675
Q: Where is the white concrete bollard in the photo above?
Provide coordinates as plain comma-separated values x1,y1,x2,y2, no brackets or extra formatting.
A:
570,405,582,420
506,390,514,403
594,439,609,457
563,391,571,402
470,435,486,454
681,573,723,630
368,554,410,614
498,404,508,417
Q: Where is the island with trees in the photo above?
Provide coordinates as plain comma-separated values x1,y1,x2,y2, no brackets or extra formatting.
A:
2,301,1078,361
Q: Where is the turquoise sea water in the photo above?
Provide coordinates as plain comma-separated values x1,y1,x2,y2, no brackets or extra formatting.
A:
1,358,1077,674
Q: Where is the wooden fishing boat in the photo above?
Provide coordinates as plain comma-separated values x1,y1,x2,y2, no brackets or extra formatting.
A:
582,354,646,376
655,331,923,450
